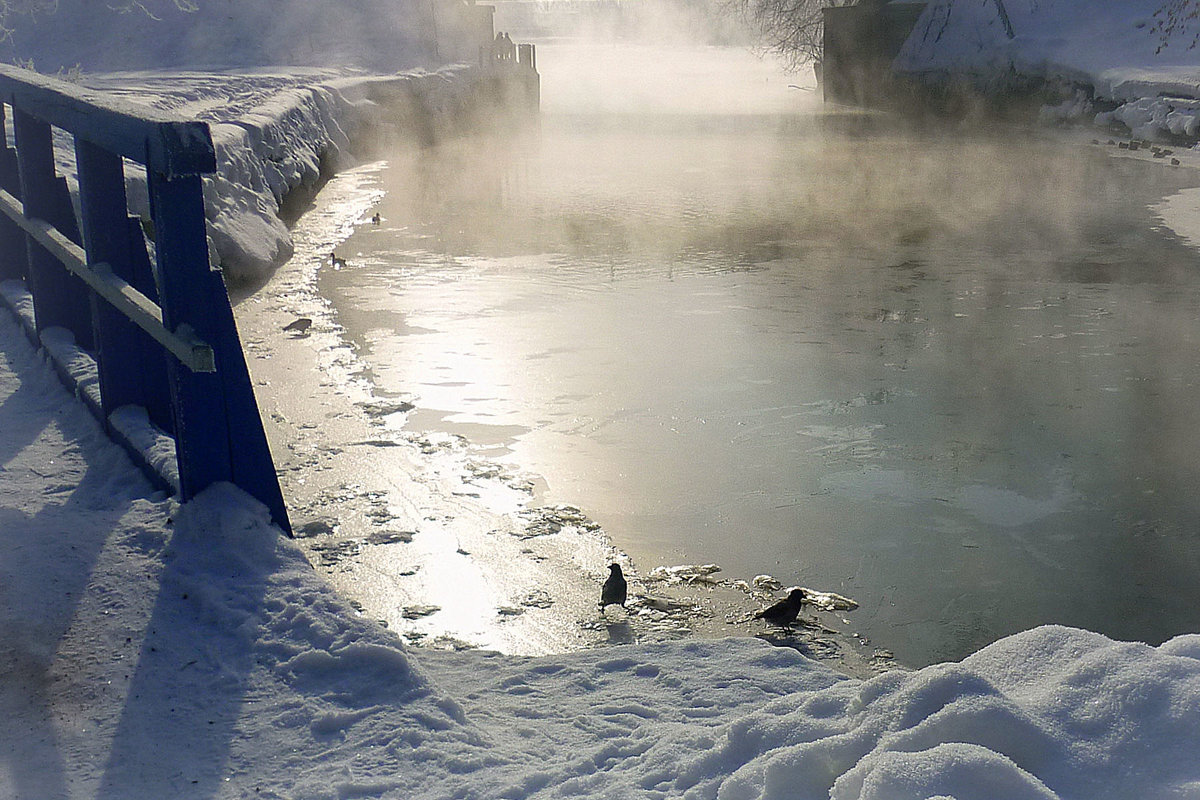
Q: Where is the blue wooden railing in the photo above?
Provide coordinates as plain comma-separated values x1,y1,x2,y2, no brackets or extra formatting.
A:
0,64,291,535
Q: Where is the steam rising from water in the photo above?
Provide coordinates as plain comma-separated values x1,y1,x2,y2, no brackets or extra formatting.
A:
322,37,1200,664
232,1,1200,664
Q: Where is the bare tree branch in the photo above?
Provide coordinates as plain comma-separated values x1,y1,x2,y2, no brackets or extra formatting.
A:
0,0,196,44
1153,0,1200,53
724,0,859,69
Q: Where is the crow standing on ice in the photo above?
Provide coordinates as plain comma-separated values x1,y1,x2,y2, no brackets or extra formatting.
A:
283,317,313,334
600,563,627,609
754,588,807,627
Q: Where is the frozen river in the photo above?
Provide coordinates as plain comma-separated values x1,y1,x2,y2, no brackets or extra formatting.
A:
270,42,1200,667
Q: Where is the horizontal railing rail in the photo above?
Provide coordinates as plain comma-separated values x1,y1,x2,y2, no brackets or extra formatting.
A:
0,64,291,534
0,187,216,372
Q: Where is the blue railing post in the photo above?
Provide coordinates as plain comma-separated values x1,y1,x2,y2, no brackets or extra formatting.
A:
148,170,292,534
13,107,92,350
75,138,172,425
0,106,23,280
0,64,292,535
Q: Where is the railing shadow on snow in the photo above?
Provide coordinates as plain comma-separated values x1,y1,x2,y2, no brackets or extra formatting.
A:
0,63,290,535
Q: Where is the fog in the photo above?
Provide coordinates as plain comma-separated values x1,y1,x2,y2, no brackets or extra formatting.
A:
295,9,1200,666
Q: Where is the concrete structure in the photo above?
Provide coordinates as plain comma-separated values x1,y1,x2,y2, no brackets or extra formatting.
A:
822,0,927,107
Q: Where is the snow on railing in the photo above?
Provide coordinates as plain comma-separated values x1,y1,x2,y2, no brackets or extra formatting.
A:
0,64,291,535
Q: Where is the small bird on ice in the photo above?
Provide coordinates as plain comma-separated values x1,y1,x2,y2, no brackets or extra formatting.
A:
754,588,807,628
600,563,627,609
282,317,313,334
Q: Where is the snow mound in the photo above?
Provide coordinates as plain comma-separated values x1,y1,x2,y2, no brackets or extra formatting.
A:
646,626,1200,800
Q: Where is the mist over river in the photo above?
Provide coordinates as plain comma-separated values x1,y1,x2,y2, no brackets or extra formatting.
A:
302,41,1200,667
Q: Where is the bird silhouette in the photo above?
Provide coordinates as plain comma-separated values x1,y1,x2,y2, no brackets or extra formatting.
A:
600,563,627,608
754,588,807,627
283,317,313,334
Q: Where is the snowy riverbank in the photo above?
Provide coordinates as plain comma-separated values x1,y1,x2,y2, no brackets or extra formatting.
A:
4,1,1200,794
73,66,490,282
4,71,1200,799
5,293,1200,797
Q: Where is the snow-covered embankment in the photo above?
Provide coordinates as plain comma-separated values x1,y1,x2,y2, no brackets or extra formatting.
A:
93,66,495,283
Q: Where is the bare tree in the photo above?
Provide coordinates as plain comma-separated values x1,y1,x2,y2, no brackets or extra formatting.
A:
109,0,199,19
0,1,55,42
0,0,197,42
726,0,859,69
1153,0,1200,52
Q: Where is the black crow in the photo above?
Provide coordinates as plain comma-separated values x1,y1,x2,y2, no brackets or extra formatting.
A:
283,317,313,334
754,588,807,627
600,563,627,608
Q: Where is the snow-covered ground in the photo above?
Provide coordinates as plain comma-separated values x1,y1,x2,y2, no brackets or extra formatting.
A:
4,1,1200,797
895,0,1200,140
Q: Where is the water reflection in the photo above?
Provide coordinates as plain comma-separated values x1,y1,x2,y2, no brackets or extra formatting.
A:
323,47,1200,666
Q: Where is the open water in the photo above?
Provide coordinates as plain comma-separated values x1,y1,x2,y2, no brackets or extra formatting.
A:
317,41,1200,666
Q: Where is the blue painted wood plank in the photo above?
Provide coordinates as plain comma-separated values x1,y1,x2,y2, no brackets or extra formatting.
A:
0,65,215,177
76,138,163,418
148,170,291,534
0,106,25,281
14,108,94,351
123,215,174,435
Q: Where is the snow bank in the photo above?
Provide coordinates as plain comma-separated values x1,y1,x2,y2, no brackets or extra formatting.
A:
94,67,484,282
202,72,474,281
425,625,1200,800
674,626,1200,799
895,0,1200,139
